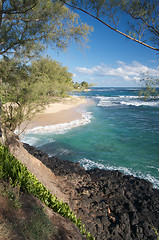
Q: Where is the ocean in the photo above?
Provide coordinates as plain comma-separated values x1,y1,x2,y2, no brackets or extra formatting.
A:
21,87,159,189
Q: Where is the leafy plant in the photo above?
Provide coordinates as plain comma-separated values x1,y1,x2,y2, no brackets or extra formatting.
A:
0,145,95,240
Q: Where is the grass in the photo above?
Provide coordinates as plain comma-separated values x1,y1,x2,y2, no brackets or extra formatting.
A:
14,206,55,240
0,180,55,240
0,179,22,210
0,221,12,240
0,144,95,240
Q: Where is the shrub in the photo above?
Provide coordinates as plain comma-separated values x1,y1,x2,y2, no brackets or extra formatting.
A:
0,145,95,240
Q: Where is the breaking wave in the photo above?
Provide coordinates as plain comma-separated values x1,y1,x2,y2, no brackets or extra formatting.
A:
79,158,159,189
96,95,159,107
25,111,93,134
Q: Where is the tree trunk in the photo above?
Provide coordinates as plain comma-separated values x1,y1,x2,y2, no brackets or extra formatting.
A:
0,2,3,143
0,99,3,143
0,101,1,135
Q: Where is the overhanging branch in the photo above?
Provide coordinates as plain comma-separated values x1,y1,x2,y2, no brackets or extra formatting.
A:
125,10,159,36
64,1,159,51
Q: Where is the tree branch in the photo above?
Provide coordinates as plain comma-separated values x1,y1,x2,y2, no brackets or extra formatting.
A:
63,1,159,51
0,0,5,27
1,3,38,15
125,10,159,36
0,33,50,55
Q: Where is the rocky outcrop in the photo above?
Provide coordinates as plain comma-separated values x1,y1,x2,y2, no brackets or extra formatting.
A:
24,143,159,240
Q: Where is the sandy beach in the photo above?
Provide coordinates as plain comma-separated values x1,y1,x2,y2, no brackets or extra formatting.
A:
19,96,90,131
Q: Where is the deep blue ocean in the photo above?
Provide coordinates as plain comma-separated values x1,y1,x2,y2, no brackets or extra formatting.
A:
22,88,159,189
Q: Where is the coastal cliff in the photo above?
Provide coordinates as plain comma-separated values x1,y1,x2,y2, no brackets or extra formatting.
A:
24,143,159,240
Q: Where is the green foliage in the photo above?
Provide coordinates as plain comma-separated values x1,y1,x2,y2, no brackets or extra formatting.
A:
0,179,55,240
0,57,34,132
0,0,92,57
0,57,74,134
0,0,92,141
0,145,95,240
63,0,159,51
74,81,91,91
17,206,55,240
139,72,159,101
31,57,74,97
0,179,22,209
152,226,159,240
81,81,89,88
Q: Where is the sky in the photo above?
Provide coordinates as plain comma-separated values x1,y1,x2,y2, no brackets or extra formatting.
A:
47,10,159,87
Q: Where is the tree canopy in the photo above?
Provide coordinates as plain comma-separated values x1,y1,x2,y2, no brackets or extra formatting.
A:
62,0,159,51
139,72,159,100
30,57,74,97
0,57,74,136
0,0,92,56
0,0,92,141
74,81,91,91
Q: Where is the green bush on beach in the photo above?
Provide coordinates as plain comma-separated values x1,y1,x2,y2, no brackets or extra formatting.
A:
0,144,95,240
0,57,74,139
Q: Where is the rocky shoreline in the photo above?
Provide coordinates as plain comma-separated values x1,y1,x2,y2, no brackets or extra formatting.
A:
24,143,159,240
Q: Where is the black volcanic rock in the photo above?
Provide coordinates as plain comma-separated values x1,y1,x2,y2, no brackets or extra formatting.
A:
23,143,159,240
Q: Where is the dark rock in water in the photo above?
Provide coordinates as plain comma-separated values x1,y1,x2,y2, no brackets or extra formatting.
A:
23,143,159,240
23,143,86,176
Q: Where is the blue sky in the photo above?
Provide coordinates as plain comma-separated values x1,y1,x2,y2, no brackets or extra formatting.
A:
47,10,159,87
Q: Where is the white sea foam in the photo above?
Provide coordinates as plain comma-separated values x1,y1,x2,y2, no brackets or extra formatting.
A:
20,136,41,146
25,111,93,134
79,158,159,189
21,135,56,147
93,88,116,92
120,100,159,107
59,148,70,156
79,158,106,170
96,95,159,107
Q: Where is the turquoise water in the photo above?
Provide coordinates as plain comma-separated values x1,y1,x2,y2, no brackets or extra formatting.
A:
22,88,159,188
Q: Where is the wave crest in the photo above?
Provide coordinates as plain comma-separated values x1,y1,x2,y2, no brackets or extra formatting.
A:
96,95,159,107
26,112,93,134
79,158,159,189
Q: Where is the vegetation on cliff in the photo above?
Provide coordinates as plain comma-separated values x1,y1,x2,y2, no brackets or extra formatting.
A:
0,144,95,240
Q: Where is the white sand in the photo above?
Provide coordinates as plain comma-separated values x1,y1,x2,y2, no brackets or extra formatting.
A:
40,96,87,114
19,96,89,131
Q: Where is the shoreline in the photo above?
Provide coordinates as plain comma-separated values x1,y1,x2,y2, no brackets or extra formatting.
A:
8,88,159,239
23,142,159,240
19,96,93,132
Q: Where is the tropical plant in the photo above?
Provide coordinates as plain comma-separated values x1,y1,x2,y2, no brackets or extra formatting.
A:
0,144,95,240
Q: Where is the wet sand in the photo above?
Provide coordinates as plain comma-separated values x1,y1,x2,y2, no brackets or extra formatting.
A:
19,96,90,132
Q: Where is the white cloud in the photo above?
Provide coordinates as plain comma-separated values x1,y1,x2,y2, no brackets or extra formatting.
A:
76,61,159,82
